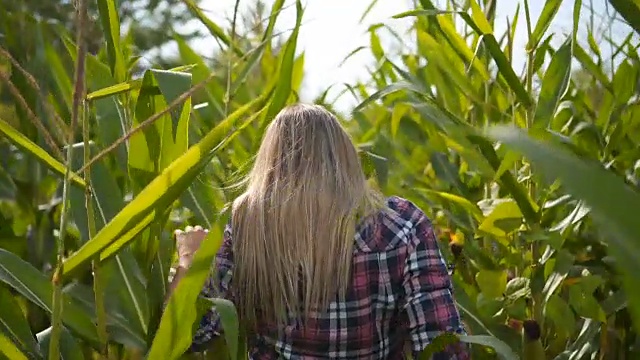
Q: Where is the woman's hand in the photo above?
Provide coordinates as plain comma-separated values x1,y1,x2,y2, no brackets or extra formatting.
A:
174,225,208,268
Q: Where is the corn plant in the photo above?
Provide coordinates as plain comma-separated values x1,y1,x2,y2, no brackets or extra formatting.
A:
346,0,640,358
0,0,303,358
0,0,639,359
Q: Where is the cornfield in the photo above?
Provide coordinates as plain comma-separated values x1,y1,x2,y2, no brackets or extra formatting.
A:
0,0,639,359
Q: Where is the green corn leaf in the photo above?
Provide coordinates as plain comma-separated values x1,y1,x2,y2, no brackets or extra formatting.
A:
86,65,196,101
420,189,484,221
0,331,29,360
533,38,572,128
204,298,242,360
392,10,533,107
36,326,84,360
265,0,303,121
183,0,244,57
460,335,519,360
145,221,227,359
573,44,612,91
42,29,72,110
0,249,100,347
128,69,192,180
0,286,40,359
61,91,272,276
526,0,563,51
469,0,493,34
62,282,147,349
68,142,150,341
96,0,126,81
479,34,533,107
488,125,640,332
0,118,86,189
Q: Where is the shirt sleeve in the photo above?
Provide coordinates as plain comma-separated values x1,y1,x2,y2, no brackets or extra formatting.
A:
189,222,234,352
401,209,470,360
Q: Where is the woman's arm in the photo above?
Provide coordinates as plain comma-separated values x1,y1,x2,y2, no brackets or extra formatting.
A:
165,225,209,305
164,265,189,306
401,210,470,360
168,224,235,352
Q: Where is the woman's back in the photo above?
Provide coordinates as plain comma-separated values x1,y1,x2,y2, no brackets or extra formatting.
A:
170,104,468,359
191,196,469,359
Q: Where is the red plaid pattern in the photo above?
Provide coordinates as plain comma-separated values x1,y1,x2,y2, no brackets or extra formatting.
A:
191,196,470,359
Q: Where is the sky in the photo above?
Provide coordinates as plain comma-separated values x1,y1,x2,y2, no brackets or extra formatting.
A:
175,0,637,113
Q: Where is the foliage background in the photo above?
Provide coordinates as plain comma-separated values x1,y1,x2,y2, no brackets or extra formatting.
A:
0,0,640,359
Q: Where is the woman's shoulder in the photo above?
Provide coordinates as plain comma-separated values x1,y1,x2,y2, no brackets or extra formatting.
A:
382,195,429,224
385,195,415,210
354,196,431,252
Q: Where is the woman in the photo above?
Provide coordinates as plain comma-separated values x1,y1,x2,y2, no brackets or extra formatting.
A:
170,104,469,359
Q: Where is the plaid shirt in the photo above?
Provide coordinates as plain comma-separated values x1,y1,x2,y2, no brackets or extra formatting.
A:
191,196,469,359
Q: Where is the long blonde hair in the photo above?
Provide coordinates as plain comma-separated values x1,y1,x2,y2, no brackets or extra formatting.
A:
231,103,384,330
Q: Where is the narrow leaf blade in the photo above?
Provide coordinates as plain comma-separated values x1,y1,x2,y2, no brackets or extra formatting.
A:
0,118,86,188
488,125,640,332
